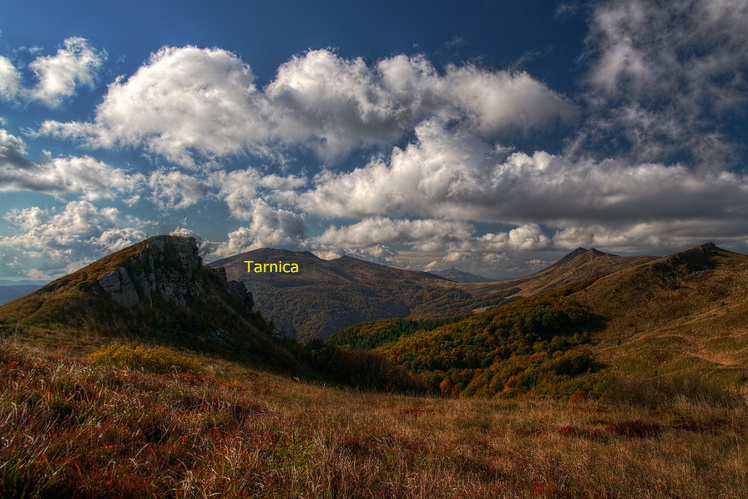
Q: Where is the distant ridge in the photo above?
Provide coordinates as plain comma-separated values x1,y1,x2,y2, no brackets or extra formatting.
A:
210,246,665,339
460,247,657,300
429,268,494,283
0,285,42,306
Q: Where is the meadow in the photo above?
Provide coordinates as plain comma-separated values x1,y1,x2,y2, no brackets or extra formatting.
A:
1,340,746,498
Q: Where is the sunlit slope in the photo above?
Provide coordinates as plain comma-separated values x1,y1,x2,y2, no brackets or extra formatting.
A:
570,243,748,383
460,247,656,302
0,236,302,372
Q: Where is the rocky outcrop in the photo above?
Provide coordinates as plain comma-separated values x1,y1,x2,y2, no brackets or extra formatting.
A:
96,236,252,310
98,267,140,308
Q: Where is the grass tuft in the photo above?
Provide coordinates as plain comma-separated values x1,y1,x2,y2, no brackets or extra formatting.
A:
86,344,201,374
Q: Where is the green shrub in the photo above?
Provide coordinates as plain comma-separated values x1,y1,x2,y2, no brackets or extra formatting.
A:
87,344,200,374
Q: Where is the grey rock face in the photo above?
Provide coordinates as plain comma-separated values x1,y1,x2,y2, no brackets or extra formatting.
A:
97,236,217,309
98,267,139,308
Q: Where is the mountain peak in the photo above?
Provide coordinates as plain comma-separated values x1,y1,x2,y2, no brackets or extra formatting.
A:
654,242,722,274
38,235,225,309
553,247,612,268
0,235,306,368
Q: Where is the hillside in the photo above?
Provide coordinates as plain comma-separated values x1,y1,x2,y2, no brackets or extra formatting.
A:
569,243,748,384
212,249,488,339
3,342,746,498
212,246,653,340
460,247,656,301
329,242,748,398
0,236,301,372
330,278,607,399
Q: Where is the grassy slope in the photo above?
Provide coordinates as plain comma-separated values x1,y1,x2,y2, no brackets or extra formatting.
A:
571,244,748,386
0,238,305,375
2,342,747,498
458,248,656,301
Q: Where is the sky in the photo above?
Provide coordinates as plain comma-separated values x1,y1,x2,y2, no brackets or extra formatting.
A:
1,0,747,282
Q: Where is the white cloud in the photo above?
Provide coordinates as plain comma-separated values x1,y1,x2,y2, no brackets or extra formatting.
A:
148,170,210,210
443,65,579,135
211,168,307,219
0,56,20,100
579,0,748,166
1,155,144,200
0,127,33,169
296,121,748,224
212,168,260,219
553,219,748,255
95,227,147,253
25,37,106,107
314,217,473,253
211,199,306,258
0,200,145,279
39,47,576,167
309,217,552,270
40,46,266,167
1,126,143,200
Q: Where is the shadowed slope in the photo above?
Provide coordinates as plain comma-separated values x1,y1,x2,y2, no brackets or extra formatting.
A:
212,249,471,339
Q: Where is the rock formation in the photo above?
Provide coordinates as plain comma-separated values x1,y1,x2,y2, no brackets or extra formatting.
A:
94,236,252,310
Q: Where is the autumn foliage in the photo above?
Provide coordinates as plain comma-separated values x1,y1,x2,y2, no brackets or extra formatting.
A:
330,278,609,400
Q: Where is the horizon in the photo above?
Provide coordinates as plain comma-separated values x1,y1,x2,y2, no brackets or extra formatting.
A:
1,0,747,282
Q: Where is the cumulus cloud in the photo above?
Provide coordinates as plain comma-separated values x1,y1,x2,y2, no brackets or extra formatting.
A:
443,65,579,135
1,127,143,200
148,170,210,210
311,217,552,268
0,127,34,170
39,47,576,167
4,2,748,280
211,167,307,219
314,217,473,253
21,37,106,107
0,56,20,100
1,155,144,200
0,201,145,279
553,219,748,255
211,199,306,258
297,121,748,224
40,46,265,167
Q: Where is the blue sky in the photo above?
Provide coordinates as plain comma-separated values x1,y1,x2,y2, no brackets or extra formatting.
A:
1,0,747,282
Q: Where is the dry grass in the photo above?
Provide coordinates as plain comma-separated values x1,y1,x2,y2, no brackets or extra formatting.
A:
2,342,747,498
573,246,748,389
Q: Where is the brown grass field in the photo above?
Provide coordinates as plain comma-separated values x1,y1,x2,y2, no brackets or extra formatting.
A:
1,340,747,498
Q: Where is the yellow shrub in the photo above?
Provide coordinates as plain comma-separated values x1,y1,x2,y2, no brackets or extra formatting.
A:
87,344,200,374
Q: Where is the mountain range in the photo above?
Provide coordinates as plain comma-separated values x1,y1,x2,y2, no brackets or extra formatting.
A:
328,242,748,391
2,236,747,391
211,246,654,339
2,237,744,498
0,285,42,306
211,248,463,339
